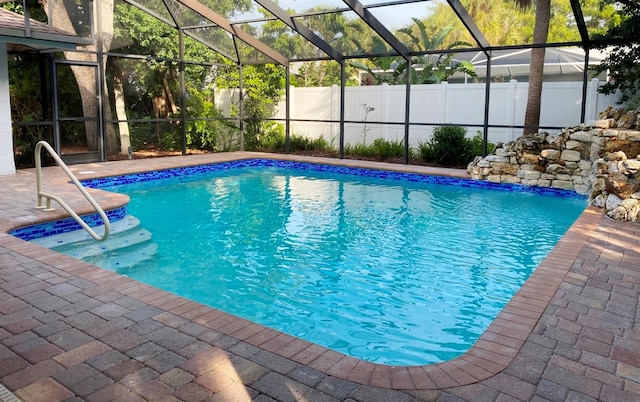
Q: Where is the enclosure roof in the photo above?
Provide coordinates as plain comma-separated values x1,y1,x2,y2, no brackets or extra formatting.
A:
118,0,612,66
0,8,90,52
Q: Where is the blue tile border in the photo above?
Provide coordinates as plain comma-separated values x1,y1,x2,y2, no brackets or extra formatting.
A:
9,206,128,241
81,158,585,199
11,158,584,242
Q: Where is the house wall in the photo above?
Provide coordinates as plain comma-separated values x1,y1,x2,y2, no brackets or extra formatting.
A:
0,43,15,175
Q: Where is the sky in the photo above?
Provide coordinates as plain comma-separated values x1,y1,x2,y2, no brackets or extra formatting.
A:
235,0,435,32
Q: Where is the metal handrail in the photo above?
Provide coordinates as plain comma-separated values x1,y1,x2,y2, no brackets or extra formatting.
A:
35,141,110,241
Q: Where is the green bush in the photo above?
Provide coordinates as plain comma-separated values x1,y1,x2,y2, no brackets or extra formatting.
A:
372,138,405,160
290,135,333,152
418,126,493,167
470,131,496,157
344,138,408,160
251,129,334,153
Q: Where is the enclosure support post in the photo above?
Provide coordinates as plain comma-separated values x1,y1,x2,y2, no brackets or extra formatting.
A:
482,51,492,157
580,47,590,123
39,55,49,137
94,0,106,161
50,60,61,156
179,29,186,155
339,61,346,159
403,57,411,165
238,63,244,152
285,65,291,154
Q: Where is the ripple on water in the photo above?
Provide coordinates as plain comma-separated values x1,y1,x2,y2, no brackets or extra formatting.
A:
83,166,586,365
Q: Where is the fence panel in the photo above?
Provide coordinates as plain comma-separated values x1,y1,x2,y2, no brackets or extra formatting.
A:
217,79,621,147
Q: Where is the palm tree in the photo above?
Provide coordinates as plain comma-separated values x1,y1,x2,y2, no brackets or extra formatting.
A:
514,0,551,135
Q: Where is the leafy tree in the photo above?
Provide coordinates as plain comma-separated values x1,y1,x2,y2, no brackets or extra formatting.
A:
290,61,359,87
215,64,285,151
592,1,640,109
111,1,254,152
426,0,617,133
349,37,402,85
396,20,477,84
423,0,619,46
349,19,476,85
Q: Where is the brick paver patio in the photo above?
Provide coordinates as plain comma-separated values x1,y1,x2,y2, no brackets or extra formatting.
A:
0,152,638,401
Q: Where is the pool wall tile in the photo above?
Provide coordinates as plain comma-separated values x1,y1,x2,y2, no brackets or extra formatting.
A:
11,158,584,243
8,206,127,241
81,158,585,199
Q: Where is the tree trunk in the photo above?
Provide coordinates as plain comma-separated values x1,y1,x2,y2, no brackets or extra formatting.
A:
112,64,130,154
152,69,178,139
41,0,123,156
523,0,551,135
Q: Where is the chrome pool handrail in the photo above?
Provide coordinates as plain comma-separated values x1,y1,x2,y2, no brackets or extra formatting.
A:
34,140,110,242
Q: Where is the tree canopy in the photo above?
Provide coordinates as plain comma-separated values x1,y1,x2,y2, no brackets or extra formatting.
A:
422,0,619,47
592,0,640,109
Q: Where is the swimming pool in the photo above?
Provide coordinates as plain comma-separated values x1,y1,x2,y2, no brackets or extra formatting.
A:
39,159,587,365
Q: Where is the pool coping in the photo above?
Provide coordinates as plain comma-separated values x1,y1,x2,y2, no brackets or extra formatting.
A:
0,151,603,391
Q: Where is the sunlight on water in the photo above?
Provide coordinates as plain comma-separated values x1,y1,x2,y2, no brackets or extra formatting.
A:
84,165,586,365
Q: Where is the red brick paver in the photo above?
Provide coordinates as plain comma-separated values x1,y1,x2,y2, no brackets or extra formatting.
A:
1,153,639,401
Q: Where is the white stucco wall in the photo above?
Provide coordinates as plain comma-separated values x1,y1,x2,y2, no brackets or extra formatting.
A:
0,42,15,175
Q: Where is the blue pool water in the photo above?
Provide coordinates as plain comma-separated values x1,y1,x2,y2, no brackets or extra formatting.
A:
57,160,586,365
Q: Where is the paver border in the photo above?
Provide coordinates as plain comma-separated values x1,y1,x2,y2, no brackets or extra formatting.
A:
0,152,603,391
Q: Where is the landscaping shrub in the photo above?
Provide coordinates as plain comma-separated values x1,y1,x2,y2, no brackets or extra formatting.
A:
469,131,496,157
418,126,493,167
289,135,333,152
345,138,407,160
252,129,334,153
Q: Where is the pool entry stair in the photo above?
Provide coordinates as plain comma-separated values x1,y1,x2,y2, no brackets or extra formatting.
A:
34,141,111,241
31,215,157,270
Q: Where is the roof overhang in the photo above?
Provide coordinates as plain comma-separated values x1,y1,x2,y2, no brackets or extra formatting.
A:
0,8,91,52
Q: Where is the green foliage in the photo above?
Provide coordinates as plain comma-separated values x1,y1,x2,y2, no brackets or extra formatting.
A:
216,64,285,151
592,1,640,109
344,138,407,160
418,126,492,166
247,129,333,153
396,22,477,84
289,135,333,152
349,20,476,85
349,37,402,85
290,61,359,87
470,131,496,156
422,0,620,47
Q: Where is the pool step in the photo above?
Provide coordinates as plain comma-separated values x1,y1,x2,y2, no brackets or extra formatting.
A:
53,227,153,260
32,215,142,248
34,214,158,271
84,242,158,271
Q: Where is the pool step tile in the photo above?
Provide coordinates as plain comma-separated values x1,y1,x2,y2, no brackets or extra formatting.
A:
30,215,141,248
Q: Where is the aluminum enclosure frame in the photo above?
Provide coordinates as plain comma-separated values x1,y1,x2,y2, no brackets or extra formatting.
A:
6,0,621,164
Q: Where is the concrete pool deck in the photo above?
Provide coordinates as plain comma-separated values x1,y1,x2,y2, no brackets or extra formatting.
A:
0,151,639,401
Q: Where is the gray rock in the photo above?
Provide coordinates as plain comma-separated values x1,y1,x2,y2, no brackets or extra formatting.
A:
622,159,640,174
569,131,591,142
608,206,627,220
605,151,627,161
565,140,581,150
561,150,581,162
574,184,589,195
485,155,510,163
606,193,623,210
540,149,560,160
547,164,568,174
551,180,574,190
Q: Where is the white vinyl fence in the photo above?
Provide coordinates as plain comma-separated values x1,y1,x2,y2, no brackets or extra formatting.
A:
215,79,621,146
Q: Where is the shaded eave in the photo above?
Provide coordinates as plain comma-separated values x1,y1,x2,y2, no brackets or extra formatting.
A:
0,8,91,52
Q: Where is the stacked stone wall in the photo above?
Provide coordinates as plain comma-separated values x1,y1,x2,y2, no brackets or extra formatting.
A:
467,107,640,222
